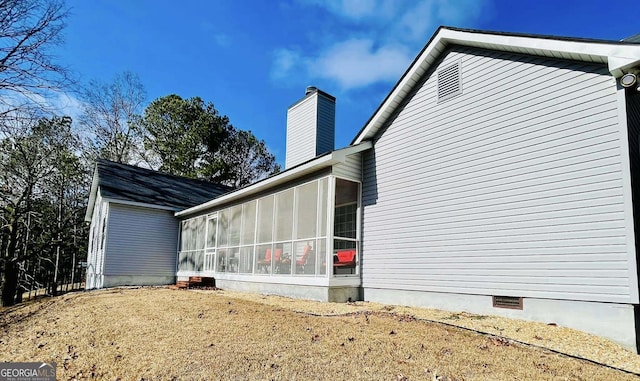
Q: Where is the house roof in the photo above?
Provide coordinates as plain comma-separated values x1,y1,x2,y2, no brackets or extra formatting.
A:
84,159,232,221
108,27,640,221
175,141,372,218
352,26,640,145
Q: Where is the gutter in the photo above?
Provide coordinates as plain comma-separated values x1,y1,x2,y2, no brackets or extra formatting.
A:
176,141,372,218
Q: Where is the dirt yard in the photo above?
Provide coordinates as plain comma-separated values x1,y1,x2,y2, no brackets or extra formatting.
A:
1,287,638,380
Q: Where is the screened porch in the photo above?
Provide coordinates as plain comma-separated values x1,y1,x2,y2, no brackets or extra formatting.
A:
177,175,360,280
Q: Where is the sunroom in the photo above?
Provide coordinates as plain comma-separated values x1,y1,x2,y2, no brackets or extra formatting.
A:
174,142,371,302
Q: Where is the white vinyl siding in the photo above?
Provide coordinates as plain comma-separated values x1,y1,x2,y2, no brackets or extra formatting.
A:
286,96,318,169
333,153,362,181
362,47,635,303
286,91,336,169
104,204,178,276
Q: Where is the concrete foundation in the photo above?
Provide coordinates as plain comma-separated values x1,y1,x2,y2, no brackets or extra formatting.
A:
363,287,638,352
215,278,360,302
102,275,176,288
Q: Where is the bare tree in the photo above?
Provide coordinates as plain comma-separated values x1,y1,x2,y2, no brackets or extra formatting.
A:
0,0,70,118
0,1,89,307
79,71,146,164
0,115,79,306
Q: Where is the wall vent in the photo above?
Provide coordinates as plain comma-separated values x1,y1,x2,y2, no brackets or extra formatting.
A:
437,62,461,102
492,296,523,310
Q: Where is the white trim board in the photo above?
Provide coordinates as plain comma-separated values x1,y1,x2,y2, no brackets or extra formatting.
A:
176,142,372,217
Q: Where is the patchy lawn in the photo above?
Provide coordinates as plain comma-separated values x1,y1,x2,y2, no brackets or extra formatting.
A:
0,287,638,380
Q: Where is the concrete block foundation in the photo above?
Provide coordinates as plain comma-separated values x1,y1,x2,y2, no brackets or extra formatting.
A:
102,275,176,288
214,279,360,303
364,287,638,353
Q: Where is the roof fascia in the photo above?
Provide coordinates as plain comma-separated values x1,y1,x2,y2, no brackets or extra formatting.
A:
352,27,449,145
176,141,372,218
102,197,181,212
84,165,100,222
441,28,640,76
352,27,640,145
331,140,372,162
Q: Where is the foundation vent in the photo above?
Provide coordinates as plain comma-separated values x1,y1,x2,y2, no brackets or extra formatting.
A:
437,62,461,102
492,296,523,310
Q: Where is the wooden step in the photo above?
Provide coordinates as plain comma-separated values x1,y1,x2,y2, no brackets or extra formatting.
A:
173,277,216,289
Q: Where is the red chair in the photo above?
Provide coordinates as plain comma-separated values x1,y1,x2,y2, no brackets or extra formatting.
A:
295,245,312,272
258,248,284,273
333,250,356,267
257,248,272,272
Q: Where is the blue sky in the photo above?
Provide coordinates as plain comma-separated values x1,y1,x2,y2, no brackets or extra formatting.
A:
52,0,639,165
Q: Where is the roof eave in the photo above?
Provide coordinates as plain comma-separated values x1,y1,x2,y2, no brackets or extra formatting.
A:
441,28,640,76
352,27,640,145
176,142,372,218
101,197,183,212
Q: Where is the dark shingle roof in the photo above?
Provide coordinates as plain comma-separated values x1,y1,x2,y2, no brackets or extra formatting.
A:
95,159,232,210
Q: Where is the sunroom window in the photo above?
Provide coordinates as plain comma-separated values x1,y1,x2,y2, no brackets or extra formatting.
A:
178,215,206,271
238,201,256,273
204,215,216,271
177,176,359,278
333,179,359,275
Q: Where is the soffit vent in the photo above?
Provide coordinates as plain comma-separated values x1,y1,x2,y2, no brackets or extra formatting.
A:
492,296,523,310
437,62,462,102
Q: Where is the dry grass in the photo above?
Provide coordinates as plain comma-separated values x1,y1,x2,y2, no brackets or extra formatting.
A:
0,287,638,380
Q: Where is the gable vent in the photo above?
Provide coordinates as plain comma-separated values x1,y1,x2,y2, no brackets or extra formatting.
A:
492,296,523,310
437,62,461,102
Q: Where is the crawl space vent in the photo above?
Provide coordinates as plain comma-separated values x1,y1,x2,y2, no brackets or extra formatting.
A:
492,296,523,310
437,62,461,102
